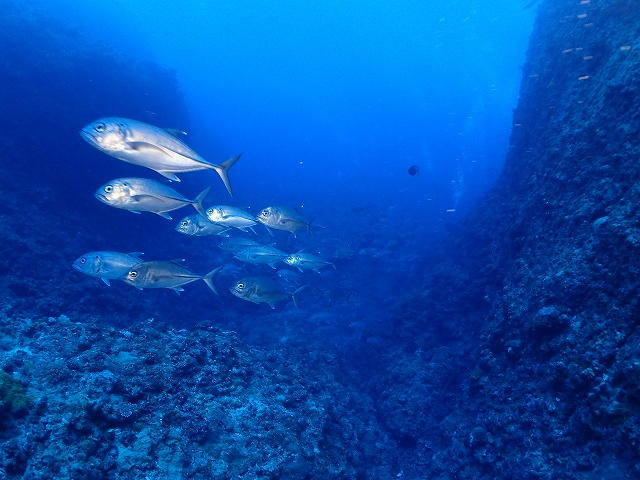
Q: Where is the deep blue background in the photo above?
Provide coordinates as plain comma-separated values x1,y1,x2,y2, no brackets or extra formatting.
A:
11,0,535,340
35,0,535,216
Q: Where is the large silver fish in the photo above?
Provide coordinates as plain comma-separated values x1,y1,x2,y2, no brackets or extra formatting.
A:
95,177,209,220
205,205,258,233
256,206,313,237
230,276,306,309
72,251,143,286
175,214,231,237
284,252,336,273
123,260,221,294
233,245,288,269
79,117,241,196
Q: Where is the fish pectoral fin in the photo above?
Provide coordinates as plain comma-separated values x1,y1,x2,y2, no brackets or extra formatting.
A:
171,287,184,295
130,194,156,202
268,302,276,309
101,278,112,286
157,171,181,182
156,211,173,220
127,141,173,156
163,128,188,137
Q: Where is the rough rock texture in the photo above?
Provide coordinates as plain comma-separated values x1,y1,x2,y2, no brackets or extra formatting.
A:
2,0,639,478
373,0,640,478
0,310,396,479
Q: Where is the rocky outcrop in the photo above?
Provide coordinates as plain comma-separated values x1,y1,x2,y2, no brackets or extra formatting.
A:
374,0,640,478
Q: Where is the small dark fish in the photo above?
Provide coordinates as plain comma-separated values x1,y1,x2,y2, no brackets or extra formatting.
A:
408,165,419,176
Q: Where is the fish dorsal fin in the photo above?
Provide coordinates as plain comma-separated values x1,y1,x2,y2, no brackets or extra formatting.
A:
163,128,188,138
169,259,186,265
127,252,144,258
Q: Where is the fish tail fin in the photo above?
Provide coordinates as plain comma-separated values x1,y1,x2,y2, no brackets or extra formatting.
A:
213,153,242,197
202,266,222,295
193,186,211,217
307,217,315,237
291,285,308,309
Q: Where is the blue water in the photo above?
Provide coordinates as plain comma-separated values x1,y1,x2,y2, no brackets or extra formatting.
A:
9,0,534,338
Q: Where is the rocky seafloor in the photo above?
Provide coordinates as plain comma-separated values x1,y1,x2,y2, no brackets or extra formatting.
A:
1,0,639,479
0,311,398,479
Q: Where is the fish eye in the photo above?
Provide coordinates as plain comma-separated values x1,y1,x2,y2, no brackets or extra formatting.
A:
261,211,268,217
129,271,138,278
181,221,188,227
104,185,113,193
79,257,86,264
94,122,106,132
237,282,244,289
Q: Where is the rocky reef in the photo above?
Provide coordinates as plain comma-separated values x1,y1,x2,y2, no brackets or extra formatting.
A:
373,0,640,478
0,311,398,479
1,0,639,478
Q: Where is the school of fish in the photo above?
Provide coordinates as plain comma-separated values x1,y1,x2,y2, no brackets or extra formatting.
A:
74,117,337,308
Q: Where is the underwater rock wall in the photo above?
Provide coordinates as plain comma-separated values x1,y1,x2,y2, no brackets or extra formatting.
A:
374,0,640,478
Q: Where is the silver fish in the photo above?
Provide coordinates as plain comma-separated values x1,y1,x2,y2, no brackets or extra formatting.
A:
284,252,336,273
234,245,288,269
175,214,231,237
123,260,221,294
72,251,143,286
79,117,241,196
95,177,209,220
276,268,303,285
230,276,306,309
217,236,260,254
256,206,313,237
205,205,257,233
